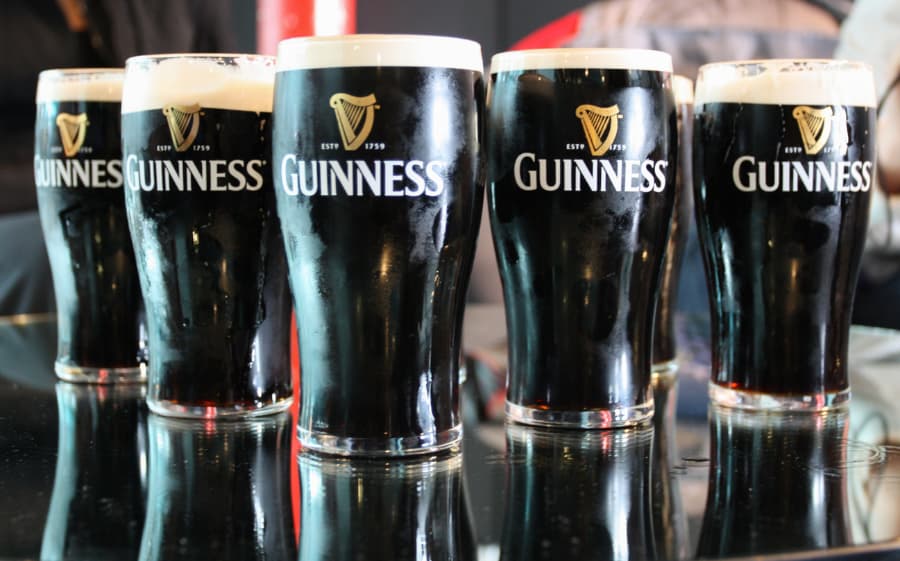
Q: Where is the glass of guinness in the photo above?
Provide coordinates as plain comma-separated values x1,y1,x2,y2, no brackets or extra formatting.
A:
121,55,292,418
34,69,146,383
694,60,877,410
273,35,484,456
487,49,677,428
653,75,694,382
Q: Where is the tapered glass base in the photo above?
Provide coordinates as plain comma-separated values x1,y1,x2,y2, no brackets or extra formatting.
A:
148,396,293,419
505,399,654,429
297,425,462,457
55,361,146,384
708,382,850,412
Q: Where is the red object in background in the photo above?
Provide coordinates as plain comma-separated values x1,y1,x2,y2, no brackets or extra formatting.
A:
257,0,357,55
510,9,581,50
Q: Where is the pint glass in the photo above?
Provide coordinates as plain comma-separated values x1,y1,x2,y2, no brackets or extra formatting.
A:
35,69,145,382
122,55,292,417
487,49,677,428
652,75,694,380
694,60,877,410
273,35,484,455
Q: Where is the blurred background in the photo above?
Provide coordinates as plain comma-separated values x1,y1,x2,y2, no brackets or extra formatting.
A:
3,0,898,323
232,0,587,58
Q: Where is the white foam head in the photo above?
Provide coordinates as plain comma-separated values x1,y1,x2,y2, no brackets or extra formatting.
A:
672,75,694,105
36,68,124,103
276,34,483,72
694,59,877,108
122,54,275,114
490,48,673,74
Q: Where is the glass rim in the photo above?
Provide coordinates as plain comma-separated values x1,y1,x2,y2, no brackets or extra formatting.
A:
38,67,124,80
276,33,483,73
490,47,673,73
697,57,873,73
278,32,481,47
125,53,275,67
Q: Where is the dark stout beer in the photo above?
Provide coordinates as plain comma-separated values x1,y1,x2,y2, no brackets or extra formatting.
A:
487,49,676,427
34,69,145,382
297,452,474,561
121,55,291,417
652,75,694,376
139,413,296,561
694,61,877,409
696,406,850,558
274,35,484,455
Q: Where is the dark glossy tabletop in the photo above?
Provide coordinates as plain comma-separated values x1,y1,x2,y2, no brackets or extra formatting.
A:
2,307,900,561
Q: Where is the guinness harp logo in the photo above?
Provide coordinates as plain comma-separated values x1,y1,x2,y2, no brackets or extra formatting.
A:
792,105,849,156
575,104,622,157
329,93,379,151
56,113,88,157
162,104,202,152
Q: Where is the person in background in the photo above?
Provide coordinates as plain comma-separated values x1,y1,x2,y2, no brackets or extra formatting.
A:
835,0,900,329
0,0,235,315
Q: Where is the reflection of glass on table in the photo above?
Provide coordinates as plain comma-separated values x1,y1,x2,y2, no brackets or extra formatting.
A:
2,311,900,560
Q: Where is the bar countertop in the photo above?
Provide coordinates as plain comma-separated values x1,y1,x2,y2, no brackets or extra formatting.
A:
2,306,900,561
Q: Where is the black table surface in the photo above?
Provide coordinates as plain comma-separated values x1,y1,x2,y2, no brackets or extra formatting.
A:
3,306,900,561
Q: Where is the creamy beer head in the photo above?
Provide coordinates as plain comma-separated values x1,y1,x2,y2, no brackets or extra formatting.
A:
490,48,672,73
122,54,274,113
694,59,876,108
36,68,123,103
276,34,483,71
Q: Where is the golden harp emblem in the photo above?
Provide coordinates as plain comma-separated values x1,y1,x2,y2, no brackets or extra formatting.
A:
575,104,621,157
56,113,88,157
792,105,848,156
329,93,379,151
162,104,202,152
